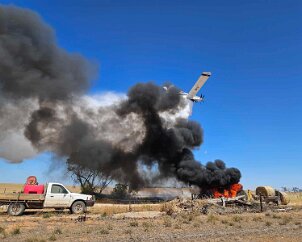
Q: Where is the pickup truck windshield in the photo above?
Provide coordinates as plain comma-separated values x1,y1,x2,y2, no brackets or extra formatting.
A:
51,184,68,194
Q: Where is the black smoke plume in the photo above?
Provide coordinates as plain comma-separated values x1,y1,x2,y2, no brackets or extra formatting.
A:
0,5,92,101
0,5,241,190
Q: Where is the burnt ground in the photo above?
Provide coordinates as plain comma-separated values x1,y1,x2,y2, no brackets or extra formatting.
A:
0,205,301,242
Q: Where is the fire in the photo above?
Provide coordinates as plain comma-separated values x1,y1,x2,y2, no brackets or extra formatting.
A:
212,183,243,198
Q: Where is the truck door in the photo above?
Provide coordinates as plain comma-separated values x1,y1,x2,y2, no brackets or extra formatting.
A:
44,184,71,208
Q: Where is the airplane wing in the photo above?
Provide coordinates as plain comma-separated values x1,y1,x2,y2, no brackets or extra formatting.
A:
187,72,211,99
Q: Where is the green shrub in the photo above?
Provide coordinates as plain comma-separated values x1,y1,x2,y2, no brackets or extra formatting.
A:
111,184,129,199
125,229,132,235
252,216,262,222
272,214,281,219
265,212,271,217
11,227,20,235
99,229,109,235
54,228,62,235
107,224,113,230
43,213,51,219
232,215,243,222
48,234,57,241
129,220,139,227
221,219,228,224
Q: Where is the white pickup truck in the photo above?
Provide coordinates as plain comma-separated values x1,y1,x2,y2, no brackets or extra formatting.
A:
0,182,95,216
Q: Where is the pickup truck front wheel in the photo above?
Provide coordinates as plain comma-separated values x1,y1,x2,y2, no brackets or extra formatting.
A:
8,203,26,216
71,201,86,214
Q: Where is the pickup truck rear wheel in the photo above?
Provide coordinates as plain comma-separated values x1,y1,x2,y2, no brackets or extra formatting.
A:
71,201,86,214
8,203,26,216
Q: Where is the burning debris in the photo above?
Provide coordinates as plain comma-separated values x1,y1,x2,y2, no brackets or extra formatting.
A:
163,185,291,216
0,5,241,191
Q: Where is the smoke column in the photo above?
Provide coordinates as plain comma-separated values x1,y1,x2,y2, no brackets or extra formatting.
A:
0,5,241,189
0,4,93,161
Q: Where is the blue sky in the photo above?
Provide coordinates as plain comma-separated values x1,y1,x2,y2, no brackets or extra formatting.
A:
0,0,301,189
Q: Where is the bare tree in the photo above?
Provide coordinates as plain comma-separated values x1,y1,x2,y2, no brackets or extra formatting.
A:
281,187,288,192
292,187,300,193
67,160,112,194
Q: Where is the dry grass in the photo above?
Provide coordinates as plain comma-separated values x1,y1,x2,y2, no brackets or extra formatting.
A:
287,192,302,205
129,220,139,227
0,184,23,193
99,228,109,235
0,207,301,241
90,203,163,215
206,214,219,223
231,215,243,222
142,221,154,232
48,234,57,241
163,217,172,227
272,214,282,219
174,220,182,229
25,238,46,242
279,216,292,225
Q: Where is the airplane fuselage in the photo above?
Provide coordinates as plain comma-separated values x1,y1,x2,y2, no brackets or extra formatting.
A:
179,92,204,102
164,71,210,103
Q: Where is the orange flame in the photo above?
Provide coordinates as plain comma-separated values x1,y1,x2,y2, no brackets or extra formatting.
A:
212,183,243,198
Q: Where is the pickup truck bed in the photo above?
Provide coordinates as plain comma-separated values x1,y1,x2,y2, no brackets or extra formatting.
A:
0,193,45,203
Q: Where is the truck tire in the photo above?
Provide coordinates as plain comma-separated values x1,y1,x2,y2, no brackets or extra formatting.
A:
71,201,86,214
7,203,26,216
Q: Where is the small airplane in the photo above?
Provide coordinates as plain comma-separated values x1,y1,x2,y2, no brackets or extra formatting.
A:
164,72,211,103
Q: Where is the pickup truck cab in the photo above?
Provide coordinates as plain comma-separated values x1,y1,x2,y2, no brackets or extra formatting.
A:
44,183,95,210
0,182,95,216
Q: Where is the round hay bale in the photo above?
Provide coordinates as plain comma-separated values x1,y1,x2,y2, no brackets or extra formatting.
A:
256,186,275,197
276,191,290,205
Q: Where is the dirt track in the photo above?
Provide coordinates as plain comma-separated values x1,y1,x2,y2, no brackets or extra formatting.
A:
0,205,301,242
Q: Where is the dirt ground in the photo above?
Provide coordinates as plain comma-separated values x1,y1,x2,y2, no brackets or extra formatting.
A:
0,203,301,242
